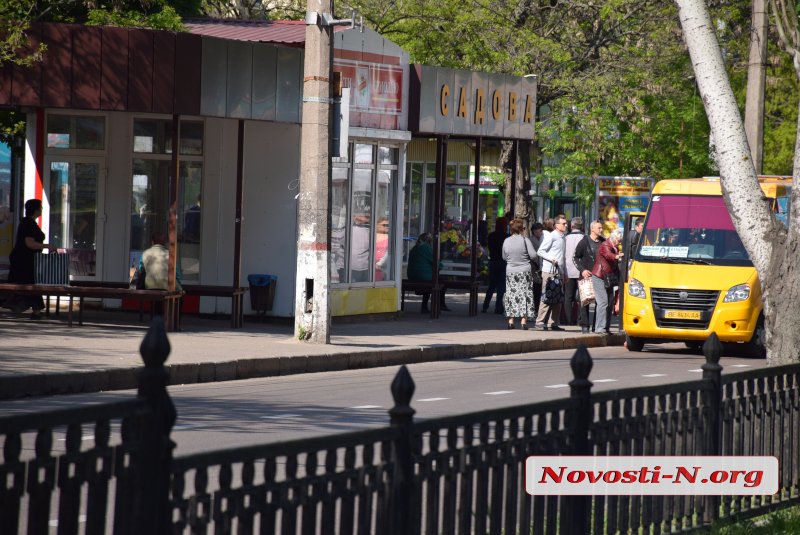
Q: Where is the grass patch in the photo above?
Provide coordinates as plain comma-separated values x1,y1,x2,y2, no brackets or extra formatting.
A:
711,506,800,534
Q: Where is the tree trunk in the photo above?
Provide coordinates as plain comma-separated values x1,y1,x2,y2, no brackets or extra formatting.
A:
744,0,768,173
675,0,800,363
515,140,532,235
500,140,533,234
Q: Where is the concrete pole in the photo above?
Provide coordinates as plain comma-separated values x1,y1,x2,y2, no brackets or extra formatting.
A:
294,0,333,343
744,0,768,174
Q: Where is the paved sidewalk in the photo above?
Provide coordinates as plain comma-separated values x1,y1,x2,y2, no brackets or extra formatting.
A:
0,292,623,399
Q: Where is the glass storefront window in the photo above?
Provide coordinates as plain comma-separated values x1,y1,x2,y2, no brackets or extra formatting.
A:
133,120,173,154
179,162,203,282
330,142,398,285
404,163,423,262
130,119,203,281
354,144,373,164
47,115,105,150
180,121,204,156
48,160,100,277
331,166,350,283
375,169,394,281
350,168,373,283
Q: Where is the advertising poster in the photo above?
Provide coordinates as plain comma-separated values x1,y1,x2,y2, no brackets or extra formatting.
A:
334,58,404,129
0,142,12,278
596,177,654,237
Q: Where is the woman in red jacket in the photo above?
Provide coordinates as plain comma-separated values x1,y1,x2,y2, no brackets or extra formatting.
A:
591,228,624,334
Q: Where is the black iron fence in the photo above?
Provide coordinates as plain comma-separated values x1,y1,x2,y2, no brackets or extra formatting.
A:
2,319,799,534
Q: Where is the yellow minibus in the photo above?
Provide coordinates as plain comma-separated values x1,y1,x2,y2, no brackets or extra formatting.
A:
623,176,791,356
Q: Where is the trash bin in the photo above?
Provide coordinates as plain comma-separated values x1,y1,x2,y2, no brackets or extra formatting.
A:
248,274,277,315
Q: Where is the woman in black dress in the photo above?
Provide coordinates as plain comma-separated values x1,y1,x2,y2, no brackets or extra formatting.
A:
4,199,57,318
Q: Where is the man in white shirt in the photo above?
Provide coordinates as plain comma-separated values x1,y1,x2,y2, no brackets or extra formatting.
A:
536,215,568,331
563,217,585,325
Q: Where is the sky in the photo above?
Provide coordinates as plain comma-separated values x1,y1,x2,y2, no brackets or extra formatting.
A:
0,142,9,163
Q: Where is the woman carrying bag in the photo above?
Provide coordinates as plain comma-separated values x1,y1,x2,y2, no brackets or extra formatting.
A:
591,228,624,334
502,218,538,330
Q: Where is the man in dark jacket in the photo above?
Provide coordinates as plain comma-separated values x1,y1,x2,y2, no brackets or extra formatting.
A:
572,220,605,333
482,217,507,314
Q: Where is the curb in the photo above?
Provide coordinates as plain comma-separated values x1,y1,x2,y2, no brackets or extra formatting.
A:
0,334,625,400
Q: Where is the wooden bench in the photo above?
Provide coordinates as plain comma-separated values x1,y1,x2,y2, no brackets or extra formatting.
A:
400,280,435,312
401,279,480,317
182,285,248,328
0,284,182,331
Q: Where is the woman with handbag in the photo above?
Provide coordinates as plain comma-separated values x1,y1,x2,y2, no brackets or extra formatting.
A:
502,218,538,330
591,228,624,334
3,199,57,319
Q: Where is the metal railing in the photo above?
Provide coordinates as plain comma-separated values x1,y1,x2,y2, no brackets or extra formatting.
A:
2,319,799,534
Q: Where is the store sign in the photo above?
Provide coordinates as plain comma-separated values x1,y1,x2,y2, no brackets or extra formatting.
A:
335,58,404,130
412,65,536,139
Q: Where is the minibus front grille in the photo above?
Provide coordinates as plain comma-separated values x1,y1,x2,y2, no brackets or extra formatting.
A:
651,288,719,330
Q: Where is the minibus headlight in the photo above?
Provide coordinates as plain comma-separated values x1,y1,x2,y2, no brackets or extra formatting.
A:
628,278,646,299
723,283,751,303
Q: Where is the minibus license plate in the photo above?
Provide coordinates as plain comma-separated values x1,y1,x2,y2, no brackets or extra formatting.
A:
665,310,701,320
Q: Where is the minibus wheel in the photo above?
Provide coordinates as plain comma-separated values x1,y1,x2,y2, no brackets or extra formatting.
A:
743,315,766,358
626,335,644,352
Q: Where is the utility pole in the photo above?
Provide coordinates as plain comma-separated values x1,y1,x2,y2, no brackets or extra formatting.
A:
744,0,768,174
294,0,334,343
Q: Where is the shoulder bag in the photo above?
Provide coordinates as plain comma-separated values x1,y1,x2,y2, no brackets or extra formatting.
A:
542,265,564,305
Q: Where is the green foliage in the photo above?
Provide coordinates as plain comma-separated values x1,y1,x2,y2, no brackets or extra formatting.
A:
0,111,25,146
86,5,185,31
346,0,799,181
0,0,46,66
710,505,800,534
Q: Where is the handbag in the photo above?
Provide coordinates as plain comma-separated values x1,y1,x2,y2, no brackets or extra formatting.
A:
542,266,564,305
129,264,146,290
531,265,543,285
602,265,619,289
34,252,69,285
578,277,596,307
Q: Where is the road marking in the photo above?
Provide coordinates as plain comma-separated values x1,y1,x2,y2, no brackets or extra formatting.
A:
544,384,569,389
594,379,618,383
688,369,704,373
730,364,751,368
260,414,302,419
351,405,382,409
484,391,514,395
417,397,449,402
57,436,94,442
642,374,666,377
50,515,86,527
174,423,204,431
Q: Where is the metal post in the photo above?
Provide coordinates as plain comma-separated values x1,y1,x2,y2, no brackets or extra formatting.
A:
469,138,481,316
388,365,416,535
294,0,333,343
702,333,723,525
168,115,180,294
133,318,176,534
565,344,594,535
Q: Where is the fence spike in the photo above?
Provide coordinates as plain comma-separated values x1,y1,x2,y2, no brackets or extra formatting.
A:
390,365,416,412
139,317,171,368
702,332,723,367
570,344,593,384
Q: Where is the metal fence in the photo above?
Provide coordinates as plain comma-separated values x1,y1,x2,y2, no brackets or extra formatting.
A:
2,319,799,534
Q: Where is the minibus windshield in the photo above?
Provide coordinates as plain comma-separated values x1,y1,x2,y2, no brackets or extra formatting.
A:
636,194,752,267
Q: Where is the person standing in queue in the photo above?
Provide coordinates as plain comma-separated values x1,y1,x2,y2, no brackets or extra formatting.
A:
502,218,538,330
536,215,567,331
591,228,624,334
572,220,605,334
482,217,507,314
4,199,58,319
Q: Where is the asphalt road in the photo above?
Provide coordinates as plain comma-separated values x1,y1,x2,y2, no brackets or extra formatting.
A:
4,343,767,456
